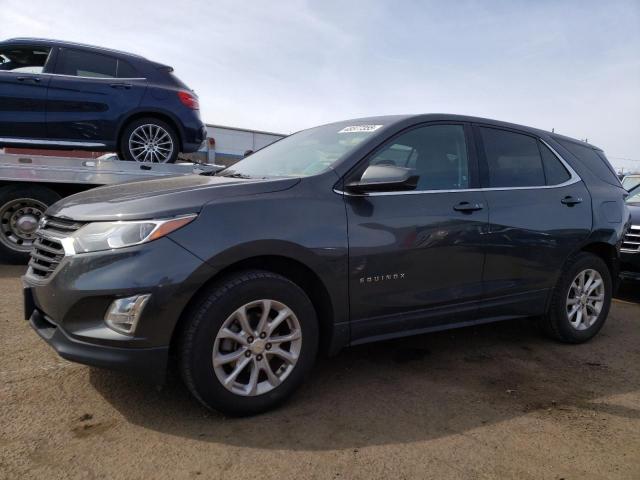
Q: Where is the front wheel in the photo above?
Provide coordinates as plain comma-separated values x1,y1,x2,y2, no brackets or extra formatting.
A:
539,252,613,343
179,270,319,416
120,117,179,163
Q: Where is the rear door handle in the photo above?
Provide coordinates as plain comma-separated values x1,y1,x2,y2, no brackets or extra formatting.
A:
561,195,582,206
453,201,484,213
109,83,132,89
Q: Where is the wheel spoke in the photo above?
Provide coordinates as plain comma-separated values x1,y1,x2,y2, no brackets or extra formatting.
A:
214,348,247,367
245,358,260,395
270,331,302,344
256,300,272,334
568,304,580,320
267,308,292,335
269,347,298,364
223,356,251,386
218,327,247,345
235,306,254,336
587,279,602,295
260,359,281,387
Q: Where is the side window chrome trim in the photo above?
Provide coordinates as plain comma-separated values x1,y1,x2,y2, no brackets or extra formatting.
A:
335,138,582,197
37,72,146,80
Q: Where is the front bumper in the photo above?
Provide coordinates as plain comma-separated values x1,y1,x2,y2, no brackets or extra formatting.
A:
28,306,169,383
23,237,215,383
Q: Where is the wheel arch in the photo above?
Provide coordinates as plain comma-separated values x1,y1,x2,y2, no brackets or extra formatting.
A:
580,241,619,281
169,254,341,358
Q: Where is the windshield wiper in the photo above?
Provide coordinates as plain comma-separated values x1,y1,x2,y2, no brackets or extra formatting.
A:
218,171,253,179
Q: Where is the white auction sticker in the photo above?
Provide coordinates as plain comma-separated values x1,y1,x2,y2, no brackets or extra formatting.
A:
338,125,383,134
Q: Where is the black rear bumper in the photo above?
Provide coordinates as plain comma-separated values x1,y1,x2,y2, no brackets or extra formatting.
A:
29,308,169,384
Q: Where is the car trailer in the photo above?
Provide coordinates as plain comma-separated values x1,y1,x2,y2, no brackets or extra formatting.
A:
0,152,223,261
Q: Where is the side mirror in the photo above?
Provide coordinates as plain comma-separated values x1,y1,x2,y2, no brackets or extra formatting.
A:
345,164,418,193
243,150,254,157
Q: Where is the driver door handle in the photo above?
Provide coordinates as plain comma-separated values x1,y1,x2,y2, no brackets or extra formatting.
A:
17,76,41,82
561,195,583,206
109,83,132,89
453,201,484,213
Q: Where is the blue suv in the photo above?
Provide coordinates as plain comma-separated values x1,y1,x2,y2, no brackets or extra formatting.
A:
0,38,207,163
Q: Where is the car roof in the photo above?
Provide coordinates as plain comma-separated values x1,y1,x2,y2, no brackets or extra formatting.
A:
1,37,147,61
332,113,601,150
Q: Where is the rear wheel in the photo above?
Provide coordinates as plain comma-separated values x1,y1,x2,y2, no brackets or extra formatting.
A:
539,252,612,343
179,270,319,416
0,185,60,263
120,117,179,163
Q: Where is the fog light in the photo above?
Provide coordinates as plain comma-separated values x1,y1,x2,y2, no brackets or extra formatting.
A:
104,294,151,335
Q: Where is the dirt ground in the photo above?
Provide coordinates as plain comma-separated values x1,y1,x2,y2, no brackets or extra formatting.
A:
1,263,639,480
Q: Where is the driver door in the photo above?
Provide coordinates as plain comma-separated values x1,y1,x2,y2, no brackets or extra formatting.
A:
0,44,53,139
344,123,489,342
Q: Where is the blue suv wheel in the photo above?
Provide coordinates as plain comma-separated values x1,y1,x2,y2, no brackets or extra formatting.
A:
120,117,179,163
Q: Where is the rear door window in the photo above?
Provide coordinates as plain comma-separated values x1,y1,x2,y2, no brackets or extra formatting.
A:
58,49,117,78
479,127,545,188
0,46,51,73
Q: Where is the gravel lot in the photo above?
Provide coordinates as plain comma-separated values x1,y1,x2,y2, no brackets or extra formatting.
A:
1,262,639,479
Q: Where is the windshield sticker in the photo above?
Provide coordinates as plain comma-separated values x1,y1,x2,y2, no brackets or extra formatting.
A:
338,125,383,134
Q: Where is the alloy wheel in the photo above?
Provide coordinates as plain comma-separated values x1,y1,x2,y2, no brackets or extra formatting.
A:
212,299,302,396
566,268,605,330
128,124,175,163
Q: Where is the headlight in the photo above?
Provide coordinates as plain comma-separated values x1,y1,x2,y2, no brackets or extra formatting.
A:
60,214,197,255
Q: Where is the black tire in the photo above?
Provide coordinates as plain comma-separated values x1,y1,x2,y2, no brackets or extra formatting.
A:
120,117,179,163
0,185,60,263
539,252,612,343
179,270,319,416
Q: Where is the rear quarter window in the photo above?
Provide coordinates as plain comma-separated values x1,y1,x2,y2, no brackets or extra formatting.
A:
116,59,139,78
555,138,620,187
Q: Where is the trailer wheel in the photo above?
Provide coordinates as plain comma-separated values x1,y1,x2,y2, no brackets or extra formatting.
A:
0,185,61,263
120,117,179,163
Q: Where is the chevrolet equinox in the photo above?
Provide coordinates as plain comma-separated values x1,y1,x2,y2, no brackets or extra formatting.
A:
24,114,629,416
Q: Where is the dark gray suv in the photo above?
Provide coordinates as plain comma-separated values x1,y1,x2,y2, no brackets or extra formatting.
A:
23,114,629,416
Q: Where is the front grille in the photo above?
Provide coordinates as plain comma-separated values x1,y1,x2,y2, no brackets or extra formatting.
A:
621,225,640,253
28,216,85,280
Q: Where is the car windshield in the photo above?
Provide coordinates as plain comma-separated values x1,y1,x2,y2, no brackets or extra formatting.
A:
218,122,387,178
622,176,640,191
627,184,640,204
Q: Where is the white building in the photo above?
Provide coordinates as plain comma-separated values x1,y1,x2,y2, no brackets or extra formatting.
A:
206,124,285,166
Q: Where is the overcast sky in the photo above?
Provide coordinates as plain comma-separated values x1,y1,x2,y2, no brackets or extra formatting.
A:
4,0,640,171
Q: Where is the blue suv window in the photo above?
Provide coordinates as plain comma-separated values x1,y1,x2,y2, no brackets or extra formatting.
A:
59,49,117,78
116,60,139,78
0,46,51,73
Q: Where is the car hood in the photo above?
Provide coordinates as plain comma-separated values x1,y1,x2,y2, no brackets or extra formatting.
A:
48,174,300,221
